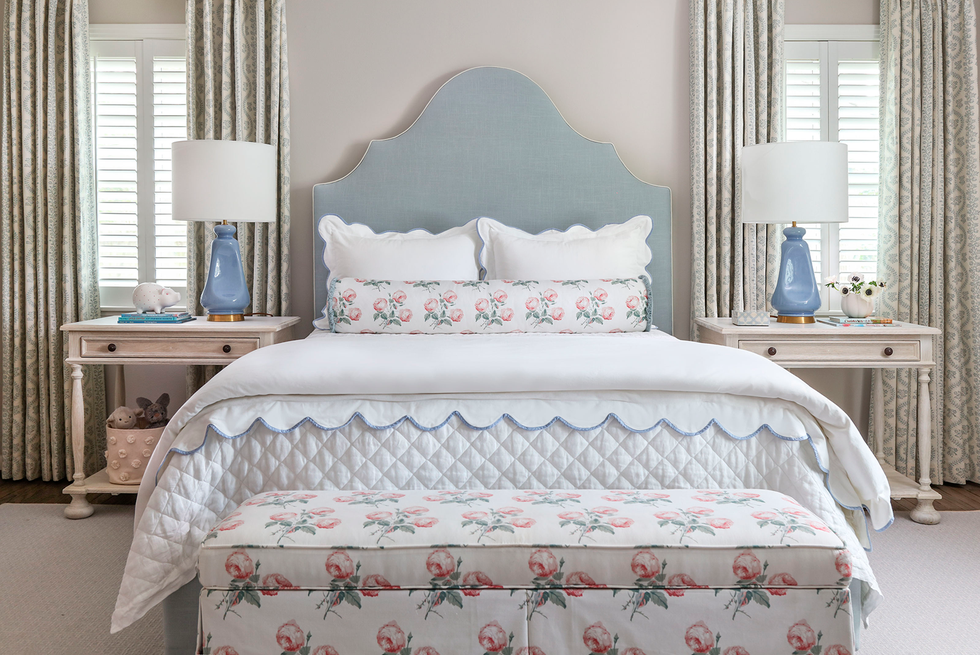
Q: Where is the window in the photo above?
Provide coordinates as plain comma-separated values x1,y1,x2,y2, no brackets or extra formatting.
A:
785,28,879,312
91,27,187,310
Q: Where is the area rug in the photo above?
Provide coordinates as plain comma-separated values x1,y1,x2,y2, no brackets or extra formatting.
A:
858,510,980,654
0,503,163,654
0,504,975,654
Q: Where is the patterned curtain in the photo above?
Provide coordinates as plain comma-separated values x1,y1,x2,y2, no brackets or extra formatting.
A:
185,0,291,391
877,0,980,484
690,0,784,335
1,0,106,480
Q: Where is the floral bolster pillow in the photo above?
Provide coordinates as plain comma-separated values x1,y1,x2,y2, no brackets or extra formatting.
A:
327,277,653,333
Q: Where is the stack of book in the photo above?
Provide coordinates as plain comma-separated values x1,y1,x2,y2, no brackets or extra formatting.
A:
816,316,896,327
117,311,195,324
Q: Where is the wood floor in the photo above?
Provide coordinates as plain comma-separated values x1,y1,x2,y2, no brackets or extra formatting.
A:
0,478,135,506
3,477,980,511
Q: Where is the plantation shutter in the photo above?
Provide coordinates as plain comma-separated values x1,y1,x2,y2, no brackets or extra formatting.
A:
152,55,188,288
91,38,187,309
93,42,140,308
836,57,879,280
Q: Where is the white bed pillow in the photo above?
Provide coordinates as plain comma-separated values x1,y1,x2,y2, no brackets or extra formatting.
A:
477,215,653,279
315,215,482,329
319,215,482,280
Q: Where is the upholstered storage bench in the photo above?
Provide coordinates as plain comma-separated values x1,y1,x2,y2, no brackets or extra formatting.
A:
197,489,855,655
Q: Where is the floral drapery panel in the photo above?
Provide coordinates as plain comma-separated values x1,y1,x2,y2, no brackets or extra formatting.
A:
185,0,291,391
877,0,980,484
690,0,784,334
1,0,105,480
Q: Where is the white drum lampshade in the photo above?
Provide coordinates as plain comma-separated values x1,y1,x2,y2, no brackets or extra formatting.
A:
740,141,848,323
741,142,848,226
172,140,277,321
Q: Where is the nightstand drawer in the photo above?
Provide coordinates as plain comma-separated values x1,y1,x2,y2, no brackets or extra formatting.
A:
739,339,921,363
80,336,260,360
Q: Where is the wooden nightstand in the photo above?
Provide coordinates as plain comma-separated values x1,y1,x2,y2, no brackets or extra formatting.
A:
694,317,942,524
59,316,300,519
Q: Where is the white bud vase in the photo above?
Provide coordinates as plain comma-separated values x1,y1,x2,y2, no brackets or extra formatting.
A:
841,292,874,318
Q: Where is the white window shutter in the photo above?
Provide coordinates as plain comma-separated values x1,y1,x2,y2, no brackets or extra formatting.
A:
152,55,188,288
93,38,187,309
837,59,879,280
94,51,140,304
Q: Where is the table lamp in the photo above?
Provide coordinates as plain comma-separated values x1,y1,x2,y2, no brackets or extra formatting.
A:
172,140,277,321
740,141,848,324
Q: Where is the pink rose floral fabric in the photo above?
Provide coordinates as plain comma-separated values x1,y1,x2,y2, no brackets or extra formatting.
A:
327,278,652,333
199,489,854,654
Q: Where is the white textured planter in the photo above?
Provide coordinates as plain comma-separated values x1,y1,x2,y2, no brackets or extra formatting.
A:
105,426,164,484
841,293,874,318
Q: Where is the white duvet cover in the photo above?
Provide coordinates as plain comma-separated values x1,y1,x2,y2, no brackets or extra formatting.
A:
111,331,892,633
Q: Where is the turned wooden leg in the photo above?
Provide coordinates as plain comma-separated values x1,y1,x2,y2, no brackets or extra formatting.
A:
873,368,885,465
910,367,940,525
65,364,94,519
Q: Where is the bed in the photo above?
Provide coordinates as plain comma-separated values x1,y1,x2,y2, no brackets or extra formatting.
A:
109,67,891,651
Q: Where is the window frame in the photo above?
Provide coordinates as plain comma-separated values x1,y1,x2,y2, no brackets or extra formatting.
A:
784,25,879,314
90,24,187,312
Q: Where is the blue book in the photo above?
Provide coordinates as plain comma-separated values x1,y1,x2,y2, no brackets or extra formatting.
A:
118,312,194,324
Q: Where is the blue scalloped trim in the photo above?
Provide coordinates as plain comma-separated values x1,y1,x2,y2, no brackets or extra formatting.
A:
160,410,884,549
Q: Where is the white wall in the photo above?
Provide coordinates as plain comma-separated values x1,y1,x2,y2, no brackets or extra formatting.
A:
89,0,183,24
785,0,879,24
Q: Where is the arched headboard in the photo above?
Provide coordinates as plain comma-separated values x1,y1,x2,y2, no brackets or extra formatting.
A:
313,67,673,333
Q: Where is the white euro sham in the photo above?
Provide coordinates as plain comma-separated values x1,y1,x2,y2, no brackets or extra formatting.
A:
477,215,653,279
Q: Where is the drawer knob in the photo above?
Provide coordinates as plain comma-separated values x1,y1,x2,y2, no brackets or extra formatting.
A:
767,347,777,356
884,347,894,357
107,343,116,352
222,344,232,354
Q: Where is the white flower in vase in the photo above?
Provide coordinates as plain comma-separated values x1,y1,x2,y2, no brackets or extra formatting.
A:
825,274,887,318
861,285,880,299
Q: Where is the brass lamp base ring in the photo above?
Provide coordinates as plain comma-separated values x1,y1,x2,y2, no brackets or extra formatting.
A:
207,313,245,322
776,315,815,324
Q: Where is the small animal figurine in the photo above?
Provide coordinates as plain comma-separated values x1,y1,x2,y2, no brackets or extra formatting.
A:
136,393,171,429
132,283,181,314
106,406,139,430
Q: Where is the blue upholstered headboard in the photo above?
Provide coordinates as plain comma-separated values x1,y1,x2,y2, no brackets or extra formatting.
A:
312,67,673,333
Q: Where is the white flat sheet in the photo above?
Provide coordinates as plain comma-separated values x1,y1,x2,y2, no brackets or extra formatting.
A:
113,331,891,633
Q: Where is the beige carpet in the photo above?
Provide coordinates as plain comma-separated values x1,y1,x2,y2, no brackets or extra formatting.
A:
0,504,976,655
0,504,163,655
859,510,980,654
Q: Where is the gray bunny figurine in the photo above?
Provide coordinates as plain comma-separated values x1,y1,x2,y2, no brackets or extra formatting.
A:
136,393,170,429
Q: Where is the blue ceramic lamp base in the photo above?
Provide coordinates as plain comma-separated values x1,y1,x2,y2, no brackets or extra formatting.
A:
201,222,251,322
770,225,821,324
